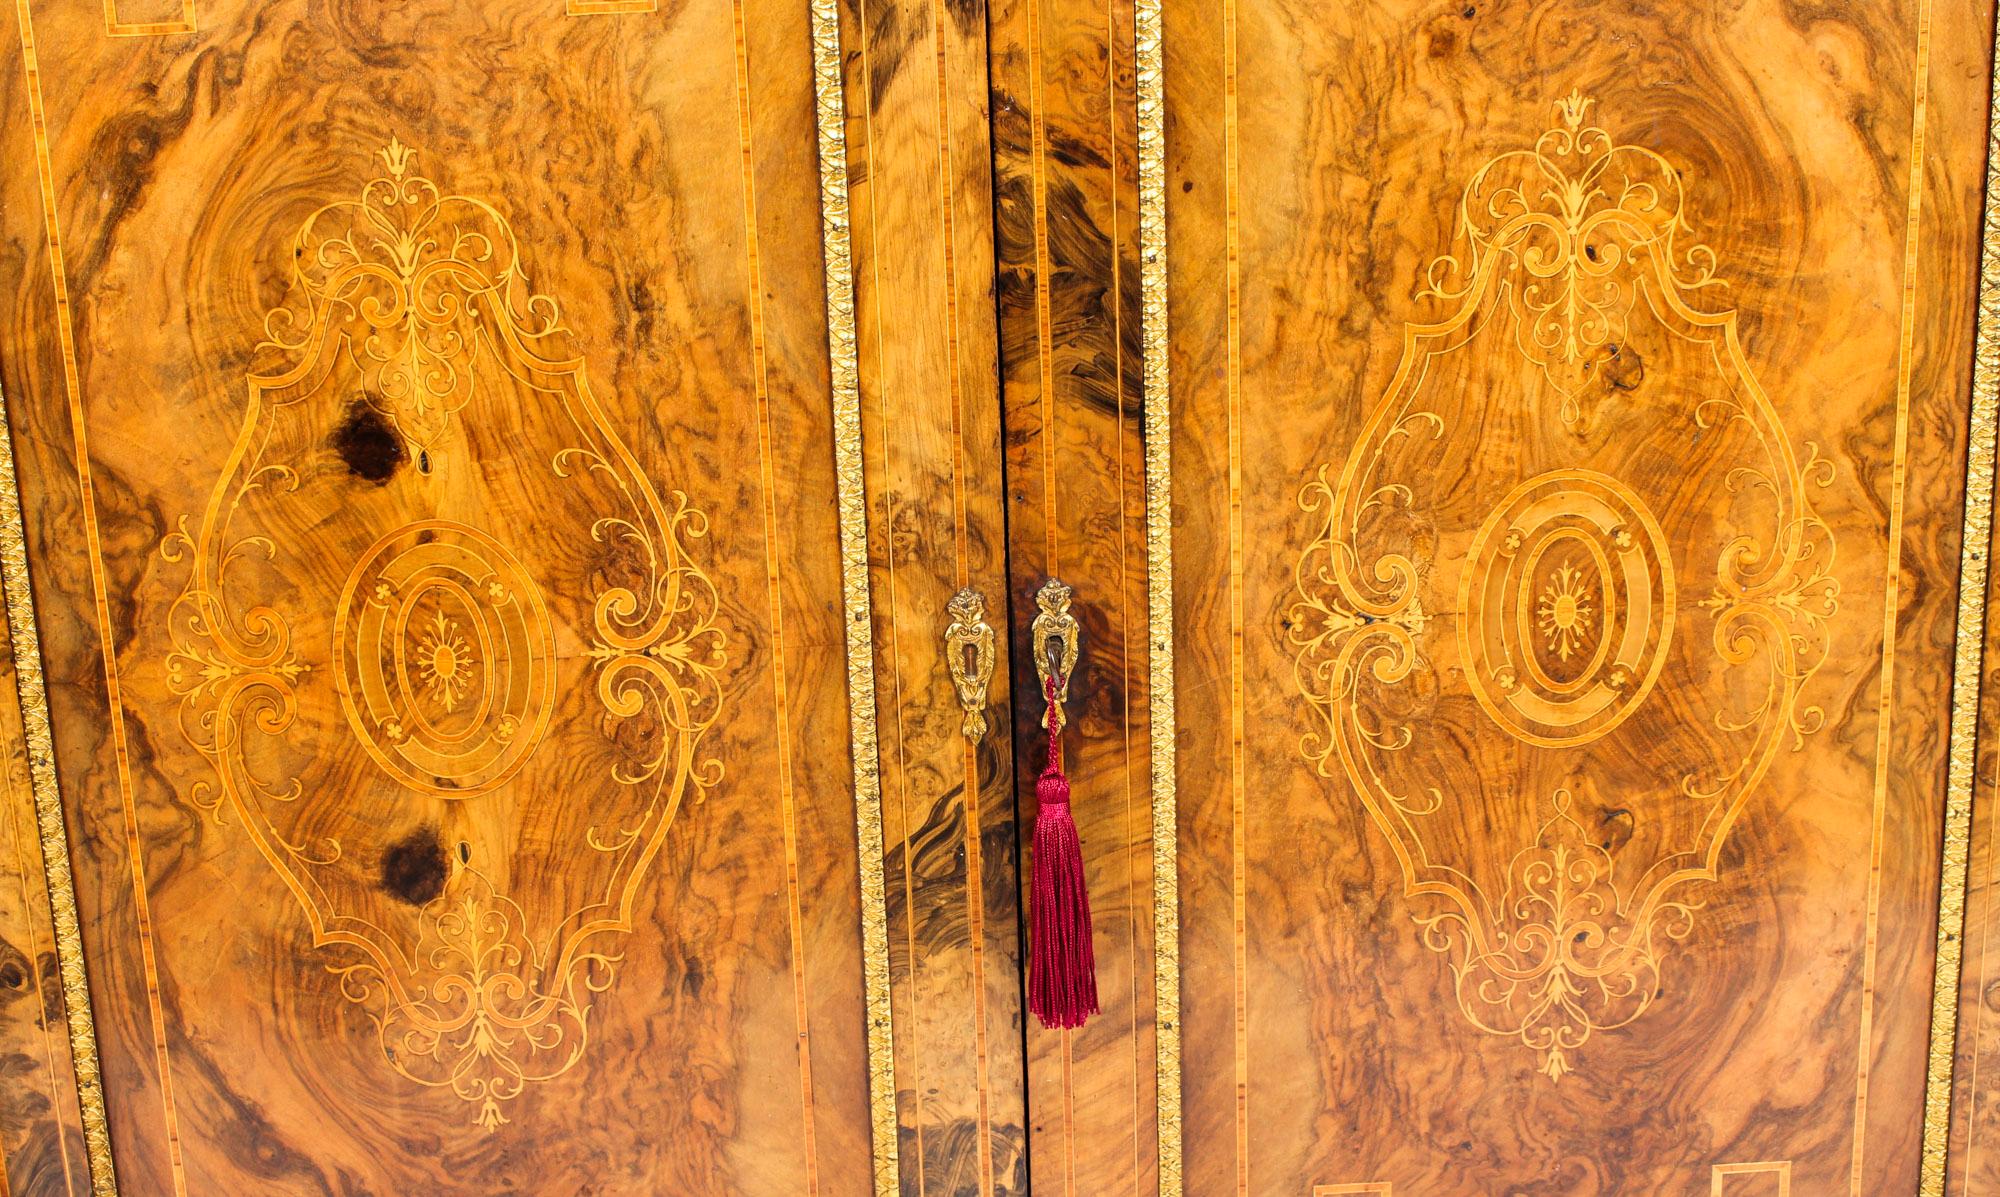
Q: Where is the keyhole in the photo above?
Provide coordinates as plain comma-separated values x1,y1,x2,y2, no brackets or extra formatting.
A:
1044,636,1065,683
961,641,979,682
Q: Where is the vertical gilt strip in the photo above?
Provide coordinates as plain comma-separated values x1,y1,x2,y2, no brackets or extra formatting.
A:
806,3,902,1194
0,388,116,1196
1923,6,2000,1193
1132,0,1182,1190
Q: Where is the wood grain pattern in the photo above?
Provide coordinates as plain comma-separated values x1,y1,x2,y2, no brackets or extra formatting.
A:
0,1,876,1191
1948,37,2000,1182
986,0,1157,1191
835,0,1028,1191
1952,559,2000,1197
1159,1,1993,1193
1955,476,2000,1197
7,4,1996,1195
0,569,88,1197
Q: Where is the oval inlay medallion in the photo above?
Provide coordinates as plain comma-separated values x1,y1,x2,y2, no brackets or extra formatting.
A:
1458,469,1675,747
334,519,555,796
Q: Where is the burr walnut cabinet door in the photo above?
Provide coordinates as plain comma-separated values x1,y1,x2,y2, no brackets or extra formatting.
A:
830,0,1032,1186
986,0,1160,1190
0,1,888,1192
1155,2,1996,1195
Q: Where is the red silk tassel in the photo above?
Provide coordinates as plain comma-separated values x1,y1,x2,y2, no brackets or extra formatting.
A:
1029,673,1098,1030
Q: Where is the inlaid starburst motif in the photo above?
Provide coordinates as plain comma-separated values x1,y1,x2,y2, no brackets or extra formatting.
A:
1536,562,1595,662
416,609,476,713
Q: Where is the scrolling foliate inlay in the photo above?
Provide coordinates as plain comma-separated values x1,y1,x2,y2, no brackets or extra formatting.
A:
1288,94,1836,1077
158,139,725,1127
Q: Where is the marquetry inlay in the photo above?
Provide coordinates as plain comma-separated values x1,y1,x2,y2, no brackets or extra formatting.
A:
335,519,557,797
1288,92,1837,1079
160,138,726,1128
1460,468,1675,747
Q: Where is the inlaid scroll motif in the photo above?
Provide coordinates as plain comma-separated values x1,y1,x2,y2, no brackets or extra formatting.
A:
160,138,725,1127
1287,93,1836,1078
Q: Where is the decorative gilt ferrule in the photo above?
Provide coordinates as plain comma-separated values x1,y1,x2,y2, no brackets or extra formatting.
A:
1032,578,1081,734
945,587,997,740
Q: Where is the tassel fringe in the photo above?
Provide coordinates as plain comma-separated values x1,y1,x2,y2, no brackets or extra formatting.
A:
1028,676,1098,1029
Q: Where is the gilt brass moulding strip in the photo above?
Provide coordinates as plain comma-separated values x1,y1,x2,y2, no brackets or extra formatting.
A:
1925,6,2000,1194
806,1,902,1194
1133,0,1184,1189
0,382,117,1194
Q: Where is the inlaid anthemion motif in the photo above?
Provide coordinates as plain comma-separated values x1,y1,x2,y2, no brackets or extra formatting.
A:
1288,93,1836,1077
161,138,724,1127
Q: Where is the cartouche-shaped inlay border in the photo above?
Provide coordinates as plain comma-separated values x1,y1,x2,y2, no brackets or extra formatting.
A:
1288,93,1837,1077
161,138,725,1127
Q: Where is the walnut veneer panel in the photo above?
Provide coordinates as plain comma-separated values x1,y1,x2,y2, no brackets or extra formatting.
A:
988,0,1159,1191
1948,109,2000,1191
1951,432,2000,1197
1161,1,1993,1192
834,0,1028,1191
0,0,874,1191
0,565,88,1196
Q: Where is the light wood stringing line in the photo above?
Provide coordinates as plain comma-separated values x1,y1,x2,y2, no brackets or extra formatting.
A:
1855,2,1935,1192
731,3,821,1188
